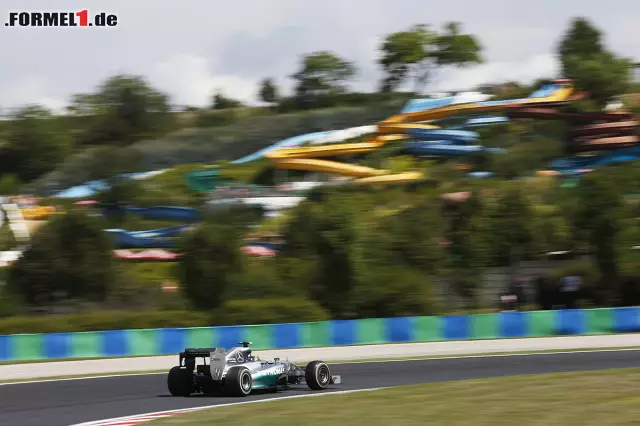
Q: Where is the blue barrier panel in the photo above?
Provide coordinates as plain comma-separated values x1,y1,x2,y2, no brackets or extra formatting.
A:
499,312,527,338
558,309,586,335
102,330,128,357
331,320,356,346
273,324,299,349
161,329,186,354
217,326,244,350
612,307,640,332
0,335,10,361
43,333,71,359
386,317,413,343
444,315,470,340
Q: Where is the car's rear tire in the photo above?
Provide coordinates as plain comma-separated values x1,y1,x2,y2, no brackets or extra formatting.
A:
224,366,252,397
167,366,194,397
305,361,331,390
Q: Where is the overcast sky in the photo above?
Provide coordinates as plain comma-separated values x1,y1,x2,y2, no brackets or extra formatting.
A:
1,0,638,113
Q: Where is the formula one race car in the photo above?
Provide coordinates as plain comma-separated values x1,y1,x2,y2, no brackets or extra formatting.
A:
167,342,341,397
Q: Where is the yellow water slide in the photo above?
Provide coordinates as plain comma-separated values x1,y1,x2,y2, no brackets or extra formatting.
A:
265,81,575,185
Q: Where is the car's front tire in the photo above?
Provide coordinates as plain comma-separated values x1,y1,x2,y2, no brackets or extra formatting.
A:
224,366,253,397
167,366,194,397
305,361,331,390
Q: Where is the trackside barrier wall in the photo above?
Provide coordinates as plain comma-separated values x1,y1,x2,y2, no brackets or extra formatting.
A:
1,307,640,361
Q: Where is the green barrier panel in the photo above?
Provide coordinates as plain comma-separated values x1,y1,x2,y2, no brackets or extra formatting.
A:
13,334,44,360
71,332,102,358
128,329,159,356
186,327,216,349
528,310,556,336
244,325,275,350
299,321,331,347
587,308,614,334
356,318,386,345
412,316,442,341
470,314,499,339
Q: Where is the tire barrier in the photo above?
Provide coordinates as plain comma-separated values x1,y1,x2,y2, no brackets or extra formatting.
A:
1,307,639,361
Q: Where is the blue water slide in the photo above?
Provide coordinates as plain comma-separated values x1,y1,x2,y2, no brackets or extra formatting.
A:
550,146,640,174
463,116,510,127
52,170,169,199
405,143,488,156
408,129,479,144
104,229,177,249
527,84,559,99
231,131,333,164
401,97,455,114
118,206,201,222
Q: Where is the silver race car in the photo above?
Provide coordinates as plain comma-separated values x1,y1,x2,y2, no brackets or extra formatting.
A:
167,342,341,397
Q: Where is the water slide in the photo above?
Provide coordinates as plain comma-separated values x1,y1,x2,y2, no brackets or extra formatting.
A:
105,224,192,249
116,206,201,222
53,170,169,199
550,145,640,174
506,107,639,154
264,81,575,184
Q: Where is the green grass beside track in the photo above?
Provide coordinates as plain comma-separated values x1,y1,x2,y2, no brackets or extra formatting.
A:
148,368,640,426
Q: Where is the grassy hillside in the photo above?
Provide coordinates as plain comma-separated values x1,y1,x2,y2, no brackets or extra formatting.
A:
30,101,406,195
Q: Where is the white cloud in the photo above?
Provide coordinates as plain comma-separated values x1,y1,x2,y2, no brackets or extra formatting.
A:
434,54,560,92
147,54,259,107
0,76,66,114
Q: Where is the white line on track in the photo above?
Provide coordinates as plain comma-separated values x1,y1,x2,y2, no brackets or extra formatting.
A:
70,387,389,426
3,347,640,387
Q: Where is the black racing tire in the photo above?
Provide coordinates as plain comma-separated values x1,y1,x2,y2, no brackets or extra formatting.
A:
224,366,253,397
305,361,331,390
167,366,194,397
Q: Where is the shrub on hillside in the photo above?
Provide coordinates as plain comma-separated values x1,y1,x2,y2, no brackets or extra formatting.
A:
177,220,243,310
8,210,115,307
214,298,330,325
0,310,212,334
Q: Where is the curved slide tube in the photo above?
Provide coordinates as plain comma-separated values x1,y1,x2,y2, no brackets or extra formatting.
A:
105,225,191,249
231,131,333,164
550,146,640,174
507,107,639,154
262,82,573,184
115,206,201,222
52,170,169,199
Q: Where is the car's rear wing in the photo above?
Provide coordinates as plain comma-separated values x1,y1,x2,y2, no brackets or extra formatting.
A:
180,348,218,358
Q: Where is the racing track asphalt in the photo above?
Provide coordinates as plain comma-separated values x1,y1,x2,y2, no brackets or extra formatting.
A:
3,349,640,426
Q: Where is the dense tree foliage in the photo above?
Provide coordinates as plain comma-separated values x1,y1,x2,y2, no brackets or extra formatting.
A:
9,211,115,306
378,22,482,93
71,75,172,145
558,18,632,107
292,51,357,107
258,78,279,103
1,105,71,182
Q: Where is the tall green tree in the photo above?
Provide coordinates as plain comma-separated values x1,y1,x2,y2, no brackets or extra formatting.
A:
378,22,482,93
292,51,356,99
3,105,71,182
573,173,625,303
487,187,537,266
177,220,243,311
557,18,632,107
443,192,489,307
212,91,244,109
9,210,115,306
73,74,171,145
258,78,279,103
